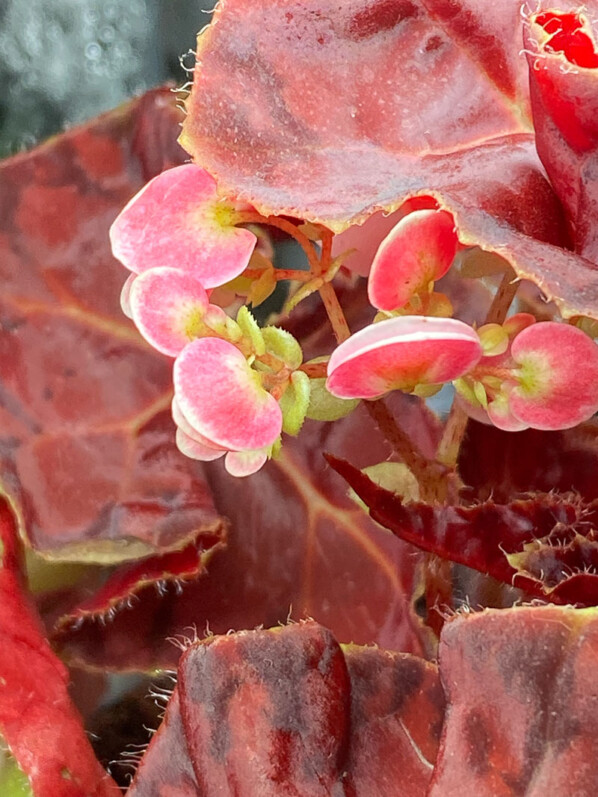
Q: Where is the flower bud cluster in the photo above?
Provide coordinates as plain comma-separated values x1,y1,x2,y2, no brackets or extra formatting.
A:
110,165,309,476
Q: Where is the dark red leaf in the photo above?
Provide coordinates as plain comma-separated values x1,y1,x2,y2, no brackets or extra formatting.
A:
430,606,598,795
343,645,444,795
126,688,198,797
132,621,444,796
525,9,598,262
55,395,438,670
181,0,598,321
178,622,351,795
55,531,227,632
326,453,598,604
0,88,227,562
459,420,598,503
0,499,120,796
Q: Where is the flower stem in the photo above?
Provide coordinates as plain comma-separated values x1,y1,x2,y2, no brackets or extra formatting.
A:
315,226,351,343
365,399,446,500
233,211,321,272
437,267,519,470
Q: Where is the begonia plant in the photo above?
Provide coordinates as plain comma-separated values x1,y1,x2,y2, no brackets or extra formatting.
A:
2,1,598,795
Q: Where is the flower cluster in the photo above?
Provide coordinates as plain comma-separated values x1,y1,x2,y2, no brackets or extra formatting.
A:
110,164,310,476
111,167,598,479
326,209,598,432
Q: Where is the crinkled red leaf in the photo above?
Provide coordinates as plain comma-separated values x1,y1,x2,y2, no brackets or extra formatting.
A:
126,688,198,797
0,88,227,562
505,525,598,605
525,9,598,261
326,453,598,604
181,0,529,226
54,392,439,670
131,621,444,796
178,622,351,795
430,606,598,795
0,499,120,796
182,0,598,320
343,645,444,795
55,531,227,632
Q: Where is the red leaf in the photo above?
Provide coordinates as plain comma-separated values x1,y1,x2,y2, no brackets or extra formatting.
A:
525,9,598,262
181,0,598,321
0,88,227,562
178,622,351,795
181,0,529,226
55,532,227,632
126,688,198,797
54,394,438,670
430,606,598,795
0,499,120,796
459,420,598,502
131,622,444,796
326,453,598,603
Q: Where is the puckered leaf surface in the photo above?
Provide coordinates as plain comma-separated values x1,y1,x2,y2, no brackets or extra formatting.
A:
0,88,227,563
430,606,598,795
182,0,598,320
327,452,598,605
129,621,444,796
0,499,120,796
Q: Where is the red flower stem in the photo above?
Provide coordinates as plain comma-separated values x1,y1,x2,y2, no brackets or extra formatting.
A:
365,399,447,500
314,226,351,343
437,268,519,469
319,282,352,343
233,211,321,272
298,362,328,378
244,267,313,282
485,269,520,325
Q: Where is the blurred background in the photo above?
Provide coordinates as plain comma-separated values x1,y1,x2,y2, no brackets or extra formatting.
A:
0,0,213,156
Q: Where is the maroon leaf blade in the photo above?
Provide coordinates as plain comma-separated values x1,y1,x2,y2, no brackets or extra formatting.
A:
0,499,120,796
126,688,198,797
178,622,351,796
430,606,598,795
0,88,227,562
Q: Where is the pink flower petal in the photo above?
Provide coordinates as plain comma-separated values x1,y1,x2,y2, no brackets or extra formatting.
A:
331,197,439,277
225,448,269,477
487,392,529,432
172,398,227,451
109,164,257,288
509,322,598,430
368,210,459,311
174,338,282,450
129,267,224,356
326,316,482,400
175,427,226,462
120,273,136,319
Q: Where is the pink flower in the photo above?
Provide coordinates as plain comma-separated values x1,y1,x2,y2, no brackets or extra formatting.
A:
109,164,256,289
326,316,483,400
458,321,598,431
173,337,283,477
368,209,459,311
126,267,229,357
